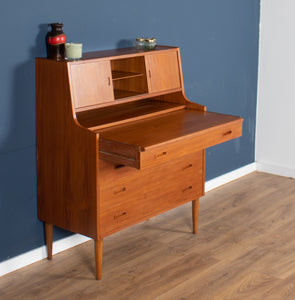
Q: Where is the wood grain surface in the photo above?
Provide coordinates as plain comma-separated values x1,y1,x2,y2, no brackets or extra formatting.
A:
98,110,242,147
76,99,185,130
36,59,99,239
98,109,242,169
145,51,181,93
69,60,114,108
1,172,295,299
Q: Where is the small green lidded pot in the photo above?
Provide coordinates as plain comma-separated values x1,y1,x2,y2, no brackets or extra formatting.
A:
145,38,156,50
136,38,146,50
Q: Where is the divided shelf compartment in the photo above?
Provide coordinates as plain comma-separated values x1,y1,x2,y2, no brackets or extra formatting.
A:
111,56,148,100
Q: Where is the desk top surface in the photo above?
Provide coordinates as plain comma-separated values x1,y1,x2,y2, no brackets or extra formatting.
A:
98,108,242,149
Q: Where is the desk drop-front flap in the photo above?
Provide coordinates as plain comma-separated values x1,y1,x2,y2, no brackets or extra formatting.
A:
98,108,243,169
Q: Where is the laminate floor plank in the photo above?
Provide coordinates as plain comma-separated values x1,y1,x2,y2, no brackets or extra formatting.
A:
1,171,295,299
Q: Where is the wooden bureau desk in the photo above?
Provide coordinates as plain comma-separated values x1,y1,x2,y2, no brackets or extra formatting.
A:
36,46,243,280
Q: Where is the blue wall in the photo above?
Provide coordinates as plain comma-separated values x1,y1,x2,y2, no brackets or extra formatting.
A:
0,0,260,262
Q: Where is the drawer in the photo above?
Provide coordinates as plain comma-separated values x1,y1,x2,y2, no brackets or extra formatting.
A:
140,121,240,169
99,109,243,169
99,149,203,189
100,151,204,236
99,159,140,189
100,201,145,236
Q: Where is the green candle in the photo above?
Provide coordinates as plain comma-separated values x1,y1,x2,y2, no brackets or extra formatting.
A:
65,43,82,59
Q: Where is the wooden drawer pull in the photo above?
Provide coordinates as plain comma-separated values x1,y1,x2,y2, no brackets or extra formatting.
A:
223,130,232,136
154,151,167,159
114,211,127,220
183,186,193,192
114,164,125,169
183,164,193,170
113,187,126,195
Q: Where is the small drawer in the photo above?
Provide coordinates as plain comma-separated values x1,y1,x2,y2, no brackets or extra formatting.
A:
101,203,144,236
145,182,202,213
140,122,242,169
99,159,140,189
100,182,145,212
100,150,203,185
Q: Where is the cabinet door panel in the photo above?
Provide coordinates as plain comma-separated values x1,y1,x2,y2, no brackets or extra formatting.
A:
69,61,114,109
145,51,181,93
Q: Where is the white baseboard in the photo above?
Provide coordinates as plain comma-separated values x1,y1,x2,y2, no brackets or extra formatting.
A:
0,162,257,277
205,162,257,192
256,162,295,179
0,234,90,277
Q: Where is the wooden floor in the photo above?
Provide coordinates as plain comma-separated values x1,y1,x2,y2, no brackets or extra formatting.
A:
1,171,295,300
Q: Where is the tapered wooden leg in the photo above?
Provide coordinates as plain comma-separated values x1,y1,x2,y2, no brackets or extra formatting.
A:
45,223,53,260
95,239,103,280
192,199,199,234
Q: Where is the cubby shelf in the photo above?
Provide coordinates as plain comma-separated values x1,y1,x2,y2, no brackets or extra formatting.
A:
111,56,148,100
113,89,145,100
112,70,145,81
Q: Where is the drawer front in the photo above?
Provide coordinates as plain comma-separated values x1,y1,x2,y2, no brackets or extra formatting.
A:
99,159,141,189
100,151,204,236
140,122,241,169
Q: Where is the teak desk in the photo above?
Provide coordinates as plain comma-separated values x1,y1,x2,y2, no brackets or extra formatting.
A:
36,46,243,280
